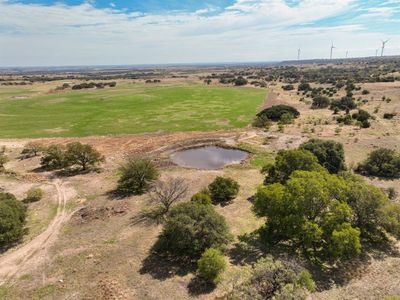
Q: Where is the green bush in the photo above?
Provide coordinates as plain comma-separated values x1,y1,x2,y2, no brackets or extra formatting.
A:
24,188,44,203
356,148,400,179
208,177,240,204
311,96,330,109
0,192,27,246
191,192,212,205
300,139,346,174
197,248,227,283
155,202,232,256
224,256,315,299
257,105,300,122
330,96,357,111
264,149,324,184
117,157,159,195
279,112,294,125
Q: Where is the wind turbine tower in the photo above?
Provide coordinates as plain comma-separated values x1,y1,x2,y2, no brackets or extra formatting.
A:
330,43,336,60
297,48,301,60
375,49,378,57
381,39,390,57
345,50,348,59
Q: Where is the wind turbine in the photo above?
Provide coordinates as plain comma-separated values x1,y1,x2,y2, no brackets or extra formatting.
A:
375,49,379,57
381,39,390,57
345,50,348,59
330,43,336,60
297,48,301,60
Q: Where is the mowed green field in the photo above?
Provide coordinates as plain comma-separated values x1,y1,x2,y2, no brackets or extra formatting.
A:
0,83,266,138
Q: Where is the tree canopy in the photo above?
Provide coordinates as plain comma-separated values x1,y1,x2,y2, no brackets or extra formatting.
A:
264,149,324,184
0,192,27,246
253,171,400,262
299,139,346,174
356,148,400,179
257,105,300,122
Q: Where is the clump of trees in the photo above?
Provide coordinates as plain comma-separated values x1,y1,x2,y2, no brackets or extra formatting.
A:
208,177,240,204
311,95,330,109
117,157,159,195
23,188,44,203
234,77,248,86
223,256,315,299
356,148,400,179
282,84,294,91
0,192,27,246
154,201,232,257
257,105,300,122
330,96,357,112
41,142,104,171
299,139,346,174
254,170,400,263
69,81,117,90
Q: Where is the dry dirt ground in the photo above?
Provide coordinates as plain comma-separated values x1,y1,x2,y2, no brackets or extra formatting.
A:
0,81,399,299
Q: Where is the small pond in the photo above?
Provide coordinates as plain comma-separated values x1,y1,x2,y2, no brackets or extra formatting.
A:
171,146,248,170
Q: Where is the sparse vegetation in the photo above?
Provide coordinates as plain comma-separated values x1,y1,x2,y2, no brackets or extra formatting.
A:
24,188,44,203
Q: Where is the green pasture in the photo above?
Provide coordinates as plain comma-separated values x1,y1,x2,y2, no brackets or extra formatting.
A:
0,83,266,138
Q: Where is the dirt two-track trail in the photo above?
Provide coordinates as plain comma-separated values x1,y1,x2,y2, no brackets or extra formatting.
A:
0,179,73,285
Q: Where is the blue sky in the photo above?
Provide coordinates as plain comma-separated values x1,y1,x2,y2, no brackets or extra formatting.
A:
0,0,399,66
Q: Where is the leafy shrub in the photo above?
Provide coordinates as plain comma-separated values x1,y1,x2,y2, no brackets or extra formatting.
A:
208,177,240,204
252,114,272,129
224,256,315,299
336,114,353,125
257,105,300,122
300,139,346,174
279,112,294,125
65,142,104,170
197,248,227,283
356,148,400,179
298,82,311,91
0,192,27,246
282,84,294,91
21,142,45,157
362,89,370,95
352,109,372,122
383,113,396,119
117,157,159,195
40,144,68,170
155,202,232,256
264,149,324,184
234,77,248,86
24,188,44,203
311,96,330,109
191,192,212,205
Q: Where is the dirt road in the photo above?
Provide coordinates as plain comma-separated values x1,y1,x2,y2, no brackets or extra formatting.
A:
0,179,72,284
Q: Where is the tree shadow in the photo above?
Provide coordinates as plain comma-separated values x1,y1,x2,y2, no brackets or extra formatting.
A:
187,276,216,296
130,206,165,226
139,251,196,281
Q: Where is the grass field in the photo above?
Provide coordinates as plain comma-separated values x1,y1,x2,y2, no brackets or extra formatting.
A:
0,83,266,138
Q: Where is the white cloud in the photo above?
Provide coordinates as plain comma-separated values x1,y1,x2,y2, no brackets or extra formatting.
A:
0,0,398,66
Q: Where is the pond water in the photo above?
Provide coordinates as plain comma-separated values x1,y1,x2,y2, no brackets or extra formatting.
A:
171,146,248,170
